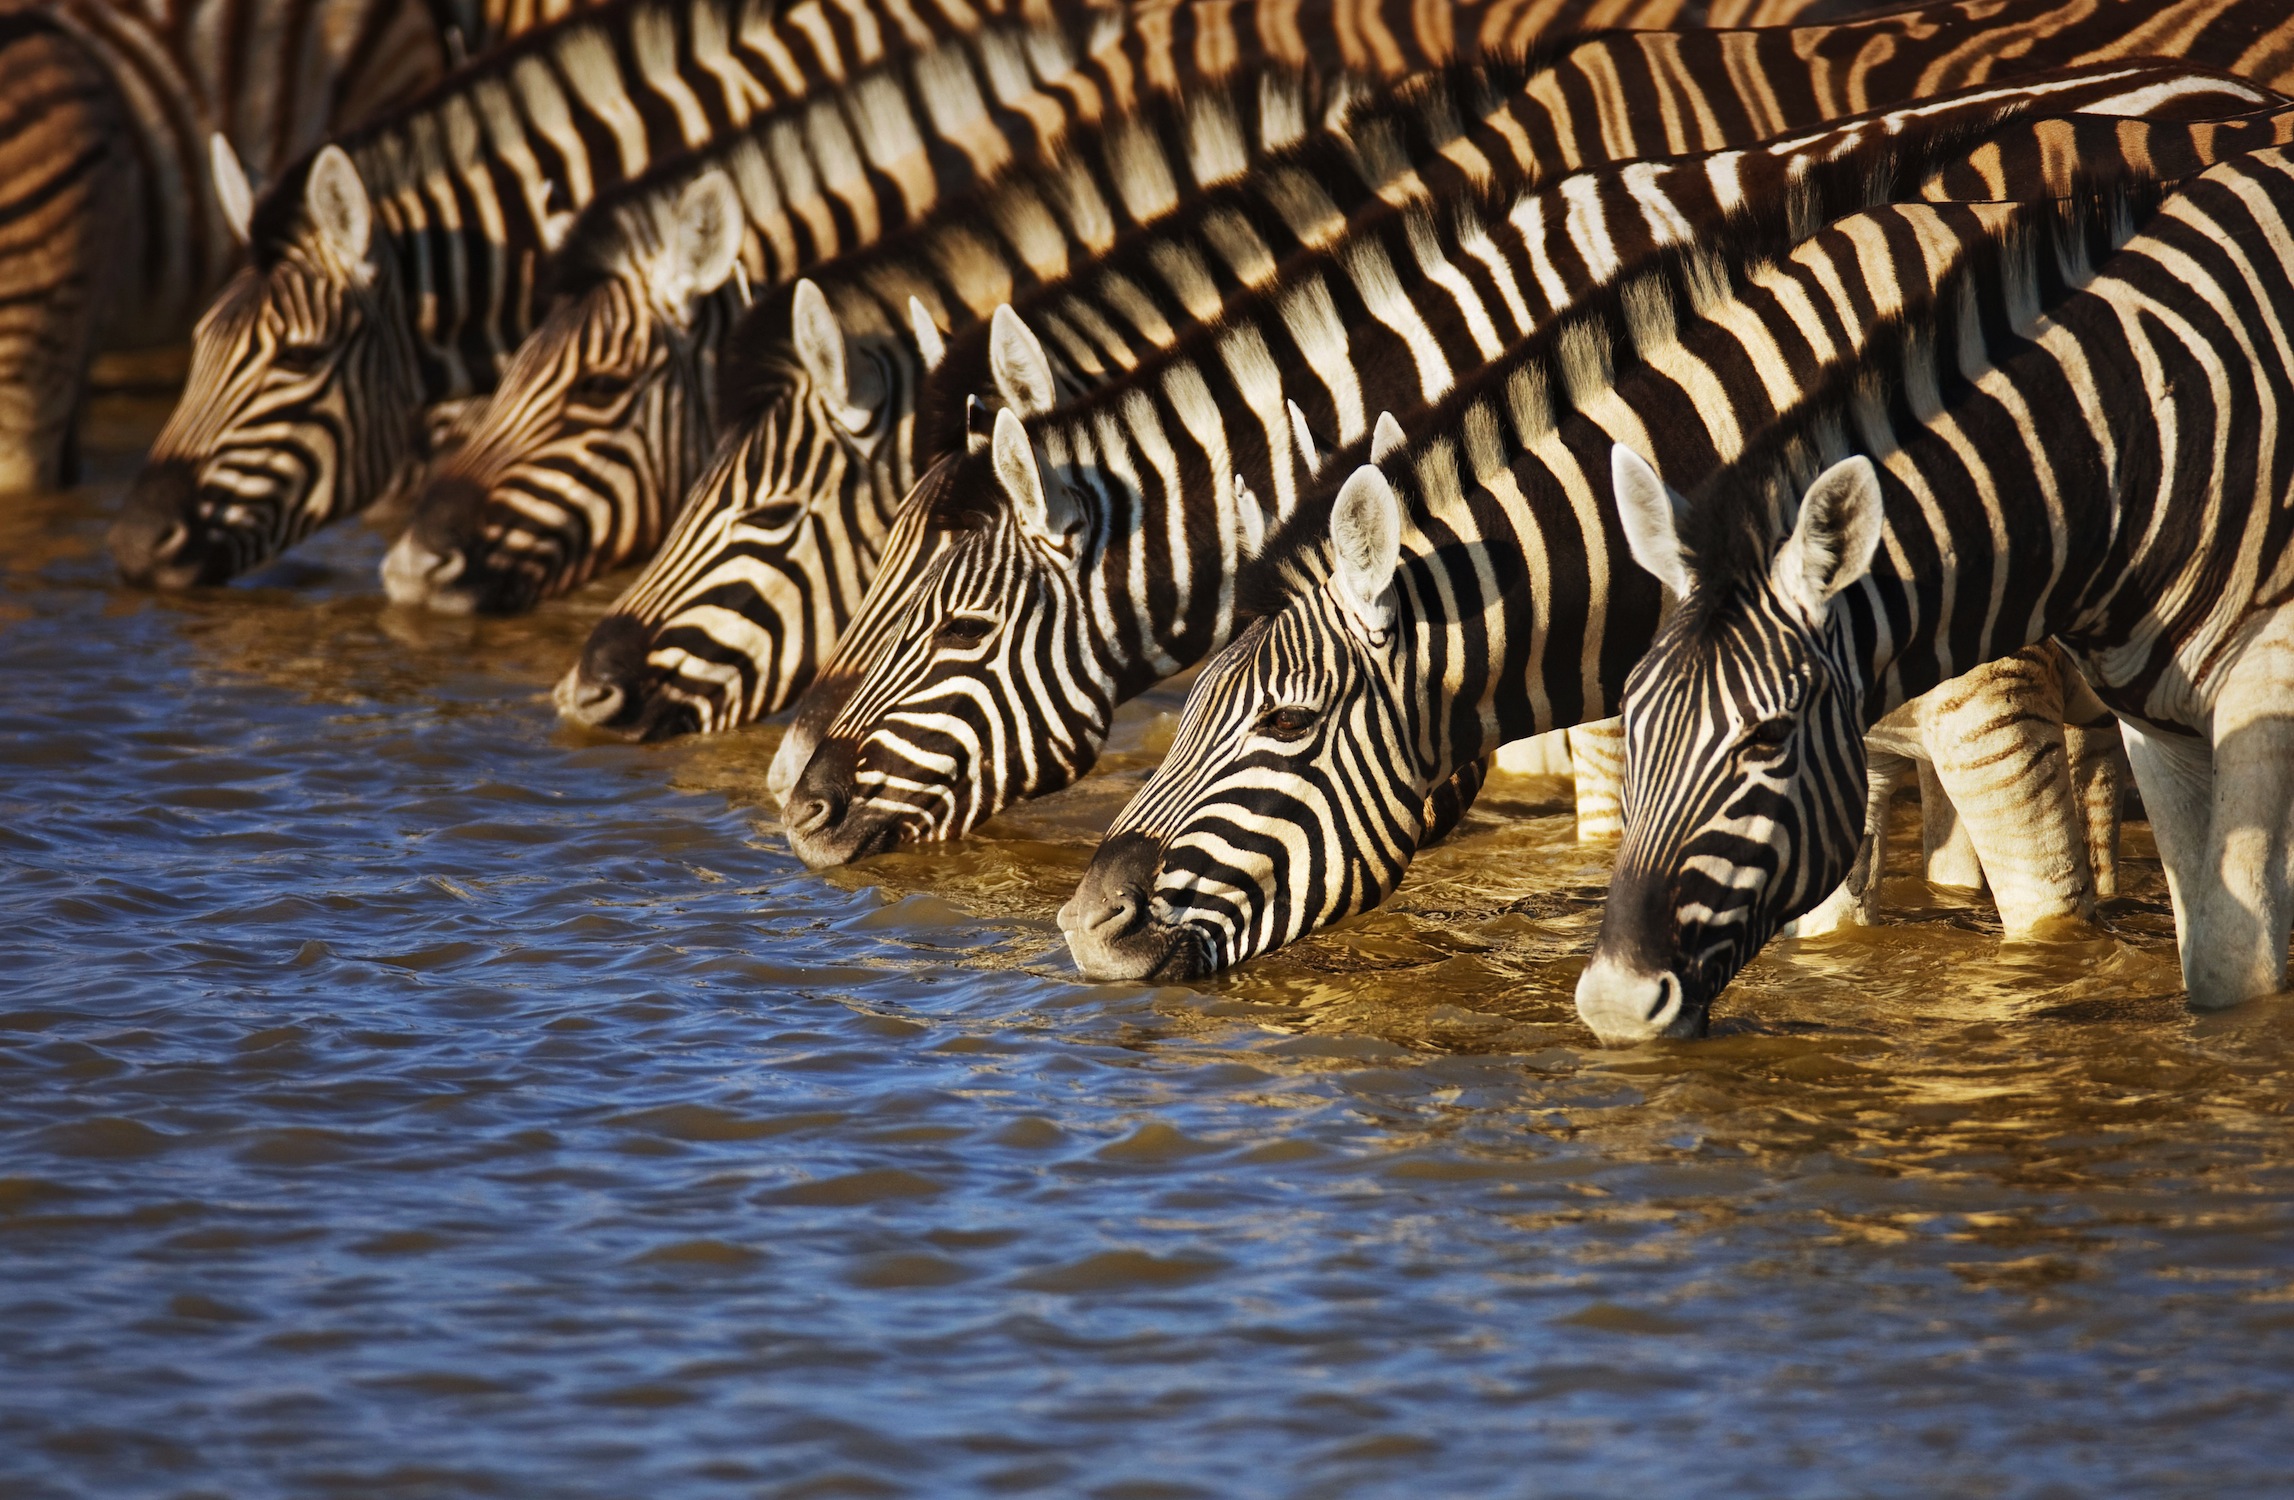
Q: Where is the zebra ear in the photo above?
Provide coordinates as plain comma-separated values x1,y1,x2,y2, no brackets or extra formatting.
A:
1773,455,1884,625
1370,411,1406,463
991,406,1079,549
1330,464,1401,641
305,145,373,281
989,305,1057,418
1610,445,1690,600
666,171,745,316
211,134,253,246
908,296,946,372
791,279,881,424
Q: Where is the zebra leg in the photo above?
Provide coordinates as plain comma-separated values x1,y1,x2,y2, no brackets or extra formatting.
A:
2171,611,2294,1009
2058,652,2126,901
1793,748,1916,937
1914,648,2093,934
1567,718,1626,842
1917,760,1985,891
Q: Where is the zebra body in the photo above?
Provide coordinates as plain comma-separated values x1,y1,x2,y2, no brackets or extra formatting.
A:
1054,137,2208,982
109,0,1063,587
776,65,2274,871
533,0,2294,757
1579,147,2294,1039
374,10,1213,615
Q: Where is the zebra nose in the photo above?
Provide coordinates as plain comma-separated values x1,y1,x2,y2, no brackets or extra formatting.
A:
384,476,485,608
1063,832,1187,981
1572,957,1688,1045
112,462,207,587
782,737,859,847
557,615,654,729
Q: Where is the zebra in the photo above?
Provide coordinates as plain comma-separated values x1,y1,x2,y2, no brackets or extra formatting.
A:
0,0,498,494
107,0,1073,588
1576,147,2294,1040
1051,115,2265,983
381,49,1336,615
541,0,2294,755
773,62,2275,871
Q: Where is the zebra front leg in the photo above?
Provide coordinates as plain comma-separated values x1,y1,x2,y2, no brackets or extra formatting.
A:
2171,611,2294,1009
1793,748,1917,937
2059,657,2126,901
1567,718,1626,842
1918,760,1985,890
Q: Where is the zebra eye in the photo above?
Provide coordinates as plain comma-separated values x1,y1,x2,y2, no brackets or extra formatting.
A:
1745,716,1795,750
1257,705,1317,742
568,371,631,405
271,343,329,374
934,613,996,648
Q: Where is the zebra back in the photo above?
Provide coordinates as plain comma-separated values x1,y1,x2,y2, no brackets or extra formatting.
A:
1583,146,2294,1036
1061,141,2211,980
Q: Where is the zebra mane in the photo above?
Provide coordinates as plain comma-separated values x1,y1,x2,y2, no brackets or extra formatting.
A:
711,282,805,428
1234,107,2037,615
913,53,1546,460
1668,172,2169,622
249,0,659,266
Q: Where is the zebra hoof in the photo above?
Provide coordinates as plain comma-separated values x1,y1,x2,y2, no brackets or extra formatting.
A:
1572,958,1698,1044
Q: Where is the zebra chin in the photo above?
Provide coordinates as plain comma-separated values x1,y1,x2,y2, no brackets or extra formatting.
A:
1572,958,1706,1044
1060,833,1214,983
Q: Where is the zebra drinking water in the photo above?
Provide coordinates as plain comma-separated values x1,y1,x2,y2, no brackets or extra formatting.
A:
1576,147,2294,1041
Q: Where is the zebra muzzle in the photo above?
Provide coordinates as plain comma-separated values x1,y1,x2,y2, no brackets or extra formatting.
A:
1572,958,1697,1045
112,461,232,589
1062,833,1206,983
782,738,907,868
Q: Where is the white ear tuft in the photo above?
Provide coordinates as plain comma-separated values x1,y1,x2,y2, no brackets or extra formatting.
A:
1330,464,1402,640
991,405,1077,546
305,145,372,278
1287,399,1320,475
666,171,745,316
989,304,1057,417
792,279,850,406
1774,455,1885,624
909,296,946,372
211,134,253,246
1370,410,1405,463
1610,445,1690,600
733,259,753,307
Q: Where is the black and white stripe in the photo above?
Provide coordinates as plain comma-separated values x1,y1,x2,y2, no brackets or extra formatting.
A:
775,62,2270,869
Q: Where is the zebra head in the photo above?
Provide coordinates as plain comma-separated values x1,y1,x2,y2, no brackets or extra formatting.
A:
1577,445,1883,1044
384,172,749,616
780,369,1099,868
554,284,933,738
1061,464,1428,979
115,144,423,588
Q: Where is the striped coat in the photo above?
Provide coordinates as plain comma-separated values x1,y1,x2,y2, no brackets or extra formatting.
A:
775,61,2278,870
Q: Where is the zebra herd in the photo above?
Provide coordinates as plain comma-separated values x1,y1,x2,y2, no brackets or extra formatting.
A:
41,0,2294,1040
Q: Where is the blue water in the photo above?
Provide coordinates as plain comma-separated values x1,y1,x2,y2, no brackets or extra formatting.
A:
7,420,2294,1498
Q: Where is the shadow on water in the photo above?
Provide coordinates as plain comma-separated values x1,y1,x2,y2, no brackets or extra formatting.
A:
3,394,2294,1498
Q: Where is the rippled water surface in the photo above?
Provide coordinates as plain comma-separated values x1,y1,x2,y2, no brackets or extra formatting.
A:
8,402,2294,1499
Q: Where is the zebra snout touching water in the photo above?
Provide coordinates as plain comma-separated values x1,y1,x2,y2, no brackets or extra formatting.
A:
1584,148,2294,1039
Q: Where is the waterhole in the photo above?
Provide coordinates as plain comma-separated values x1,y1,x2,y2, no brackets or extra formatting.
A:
4,399,2293,1497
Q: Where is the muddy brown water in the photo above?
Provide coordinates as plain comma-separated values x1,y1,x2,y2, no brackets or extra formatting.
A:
6,398,2294,1498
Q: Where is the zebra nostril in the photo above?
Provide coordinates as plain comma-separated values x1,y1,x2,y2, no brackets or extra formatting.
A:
785,791,843,839
152,522,188,561
1647,972,1681,1022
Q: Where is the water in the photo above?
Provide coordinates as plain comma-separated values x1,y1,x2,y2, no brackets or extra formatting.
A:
7,400,2294,1499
